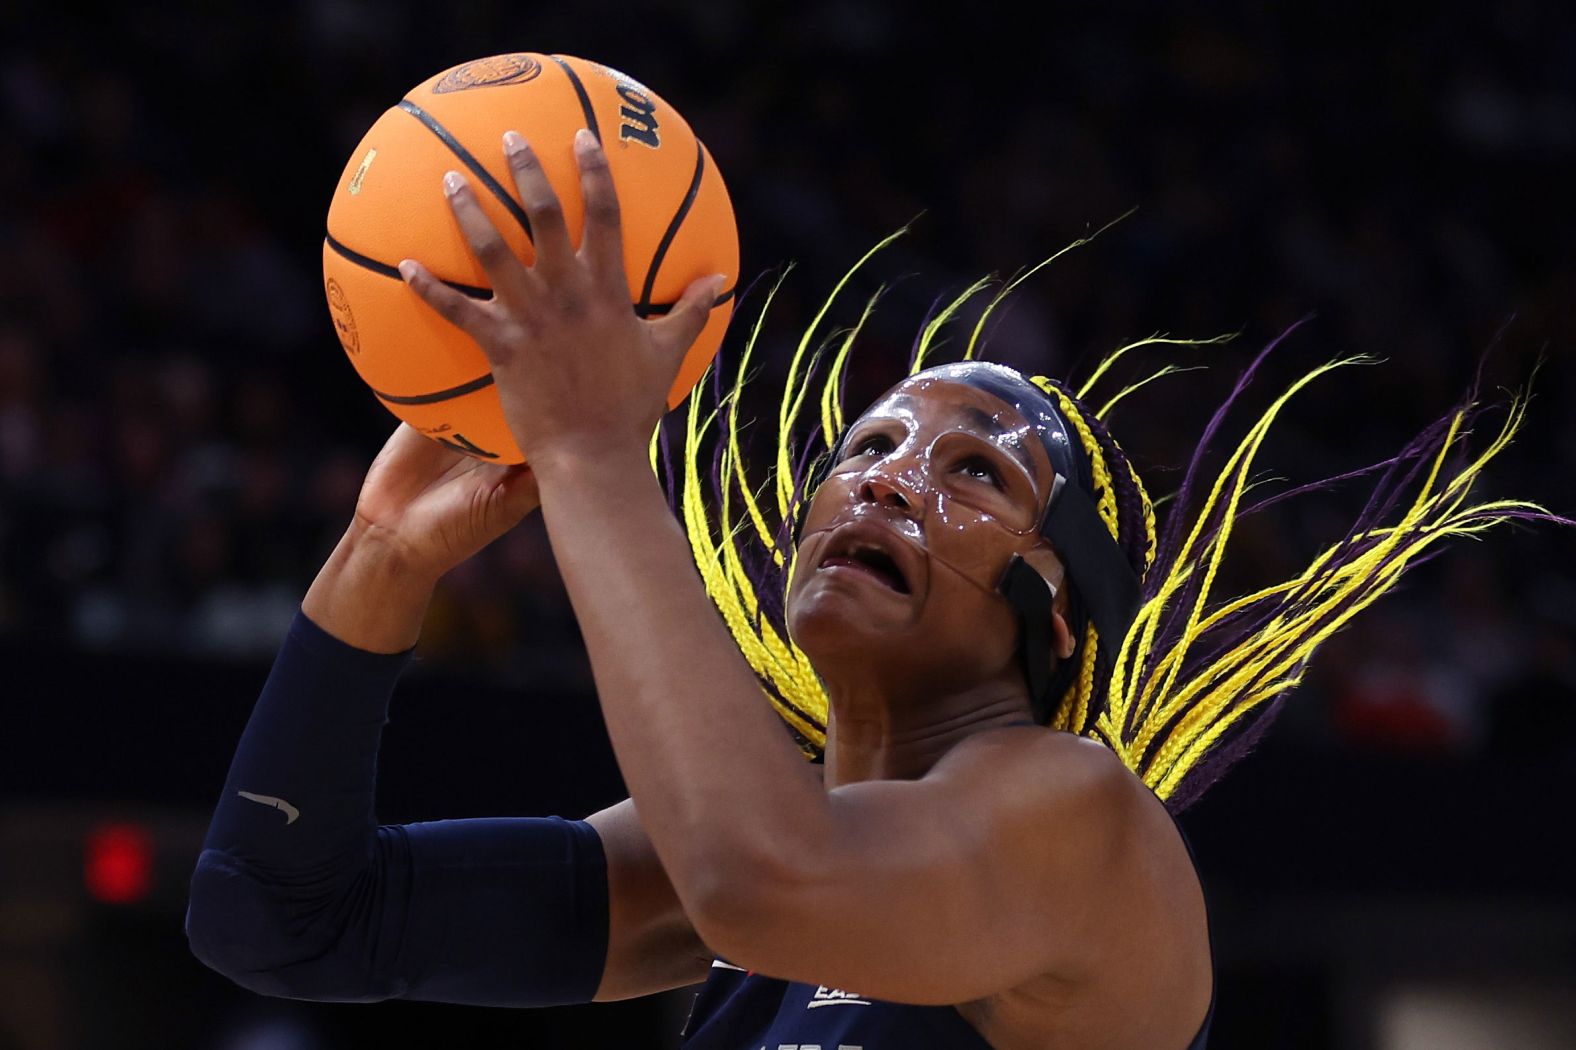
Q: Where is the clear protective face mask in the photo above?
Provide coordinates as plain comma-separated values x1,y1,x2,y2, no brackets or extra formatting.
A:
797,393,1062,597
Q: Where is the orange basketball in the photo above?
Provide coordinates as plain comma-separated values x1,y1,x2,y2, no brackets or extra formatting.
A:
322,53,739,463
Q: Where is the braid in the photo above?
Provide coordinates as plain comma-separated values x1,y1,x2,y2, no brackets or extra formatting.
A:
1038,383,1120,532
1095,421,1158,570
1067,621,1102,738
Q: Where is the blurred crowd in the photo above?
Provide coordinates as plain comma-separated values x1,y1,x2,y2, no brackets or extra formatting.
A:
1,1,1572,755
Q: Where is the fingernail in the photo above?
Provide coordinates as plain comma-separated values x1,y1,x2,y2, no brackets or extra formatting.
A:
397,259,418,282
443,171,464,195
711,274,728,296
502,130,526,155
574,128,599,152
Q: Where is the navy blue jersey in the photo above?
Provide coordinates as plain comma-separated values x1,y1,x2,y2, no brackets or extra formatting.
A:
680,811,1215,1049
680,959,1212,1048
681,961,998,1049
681,928,1213,1049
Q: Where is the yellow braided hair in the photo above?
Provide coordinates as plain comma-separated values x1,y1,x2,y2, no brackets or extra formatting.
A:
662,235,1563,809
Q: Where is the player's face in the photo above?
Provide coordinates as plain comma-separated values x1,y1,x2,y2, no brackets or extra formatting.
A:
786,376,1059,688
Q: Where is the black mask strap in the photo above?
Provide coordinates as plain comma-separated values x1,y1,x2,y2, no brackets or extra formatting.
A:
996,473,1141,722
1040,476,1142,655
1000,554,1057,722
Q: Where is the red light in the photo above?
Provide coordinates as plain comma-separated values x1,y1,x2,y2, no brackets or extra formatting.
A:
84,823,154,904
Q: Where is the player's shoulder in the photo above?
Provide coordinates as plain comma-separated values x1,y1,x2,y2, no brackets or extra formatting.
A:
920,724,1156,859
949,726,1205,911
935,721,1138,801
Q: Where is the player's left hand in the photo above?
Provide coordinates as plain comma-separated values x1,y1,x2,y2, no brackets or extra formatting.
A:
398,128,724,470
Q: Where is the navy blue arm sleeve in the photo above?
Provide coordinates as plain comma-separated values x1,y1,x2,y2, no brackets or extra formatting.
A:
185,608,609,1006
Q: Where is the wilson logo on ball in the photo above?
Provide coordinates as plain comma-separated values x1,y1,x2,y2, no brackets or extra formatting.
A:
432,54,542,93
617,85,661,148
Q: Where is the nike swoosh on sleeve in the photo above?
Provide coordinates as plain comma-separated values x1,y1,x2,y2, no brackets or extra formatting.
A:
237,791,301,825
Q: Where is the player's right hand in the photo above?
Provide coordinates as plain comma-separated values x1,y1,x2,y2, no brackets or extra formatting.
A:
349,422,541,584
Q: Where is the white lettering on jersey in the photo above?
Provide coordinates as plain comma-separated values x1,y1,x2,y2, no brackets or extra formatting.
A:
806,985,873,1008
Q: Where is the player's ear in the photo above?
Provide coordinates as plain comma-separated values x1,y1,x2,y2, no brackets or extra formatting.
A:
1028,547,1077,660
1049,608,1076,660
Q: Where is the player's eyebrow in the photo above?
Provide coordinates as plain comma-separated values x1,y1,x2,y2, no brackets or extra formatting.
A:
873,393,1038,478
955,405,1036,476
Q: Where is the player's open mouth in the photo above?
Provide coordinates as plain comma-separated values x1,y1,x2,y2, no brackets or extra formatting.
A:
818,526,914,594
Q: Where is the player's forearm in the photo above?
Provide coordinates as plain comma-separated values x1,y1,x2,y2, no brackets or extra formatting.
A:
186,604,411,984
534,448,827,908
197,608,412,871
302,525,438,654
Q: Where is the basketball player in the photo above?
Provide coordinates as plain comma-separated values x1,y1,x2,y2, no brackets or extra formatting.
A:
187,130,1555,1048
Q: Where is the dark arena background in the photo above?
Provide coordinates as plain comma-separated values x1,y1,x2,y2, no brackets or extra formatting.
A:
2,2,1574,1048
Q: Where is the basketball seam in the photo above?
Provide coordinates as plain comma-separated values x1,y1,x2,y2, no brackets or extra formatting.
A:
373,373,497,405
351,287,736,406
326,233,734,317
638,140,707,315
637,285,738,319
549,56,601,142
395,99,535,243
324,234,491,299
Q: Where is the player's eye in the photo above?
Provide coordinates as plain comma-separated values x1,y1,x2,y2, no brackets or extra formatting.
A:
958,455,1003,488
850,433,894,458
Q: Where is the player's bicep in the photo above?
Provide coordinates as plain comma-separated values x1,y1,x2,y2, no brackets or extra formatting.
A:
586,797,713,1001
